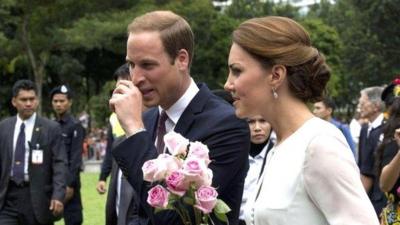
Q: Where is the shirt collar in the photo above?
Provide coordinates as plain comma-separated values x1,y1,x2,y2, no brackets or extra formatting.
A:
57,113,71,123
252,139,271,160
16,112,36,127
159,79,199,125
370,113,384,129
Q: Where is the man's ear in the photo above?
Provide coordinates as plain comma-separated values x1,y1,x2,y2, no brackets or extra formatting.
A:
11,97,16,108
327,107,333,116
269,64,287,89
175,49,190,71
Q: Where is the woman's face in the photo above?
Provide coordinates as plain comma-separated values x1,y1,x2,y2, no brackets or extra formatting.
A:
248,115,272,144
224,43,270,119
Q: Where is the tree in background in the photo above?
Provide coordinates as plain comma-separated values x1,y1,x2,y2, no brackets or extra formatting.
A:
1,0,399,125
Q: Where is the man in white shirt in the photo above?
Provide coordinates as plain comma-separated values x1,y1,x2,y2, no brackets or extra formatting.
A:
0,79,67,225
357,86,386,216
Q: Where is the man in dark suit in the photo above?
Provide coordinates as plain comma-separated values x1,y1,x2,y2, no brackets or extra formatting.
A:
357,86,386,216
97,64,140,225
0,79,67,225
109,11,250,225
51,85,85,225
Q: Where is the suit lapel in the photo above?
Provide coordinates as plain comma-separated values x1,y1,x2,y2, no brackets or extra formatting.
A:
30,117,42,149
174,83,210,136
6,117,17,162
144,108,159,142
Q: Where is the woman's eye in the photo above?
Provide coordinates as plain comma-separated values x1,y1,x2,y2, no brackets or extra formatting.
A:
231,68,242,76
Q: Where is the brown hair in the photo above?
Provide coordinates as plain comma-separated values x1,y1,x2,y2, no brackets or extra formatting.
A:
128,11,194,68
233,16,330,102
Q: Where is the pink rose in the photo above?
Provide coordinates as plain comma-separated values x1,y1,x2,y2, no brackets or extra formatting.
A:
166,170,189,196
188,141,211,165
152,154,183,181
182,158,208,188
147,185,170,209
164,131,189,156
142,159,158,182
202,168,213,187
194,186,218,214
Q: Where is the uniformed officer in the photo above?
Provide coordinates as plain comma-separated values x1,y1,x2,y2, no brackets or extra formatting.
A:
50,85,85,225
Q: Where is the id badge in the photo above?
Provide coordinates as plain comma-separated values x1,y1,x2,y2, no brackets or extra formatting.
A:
32,149,43,164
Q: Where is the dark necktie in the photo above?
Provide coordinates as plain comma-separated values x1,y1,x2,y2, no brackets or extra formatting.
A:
156,111,168,154
13,123,26,184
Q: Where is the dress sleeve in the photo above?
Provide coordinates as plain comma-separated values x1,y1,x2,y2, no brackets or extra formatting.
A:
303,133,379,225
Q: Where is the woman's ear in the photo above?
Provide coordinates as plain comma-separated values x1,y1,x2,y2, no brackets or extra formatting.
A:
270,64,287,88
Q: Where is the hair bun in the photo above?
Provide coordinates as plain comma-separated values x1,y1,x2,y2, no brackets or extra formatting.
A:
286,53,331,103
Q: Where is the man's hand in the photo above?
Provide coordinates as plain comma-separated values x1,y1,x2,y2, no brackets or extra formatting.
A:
109,80,145,137
49,199,64,216
96,181,107,194
64,186,74,202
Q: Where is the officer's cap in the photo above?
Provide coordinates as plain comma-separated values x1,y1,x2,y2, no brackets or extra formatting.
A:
50,85,73,99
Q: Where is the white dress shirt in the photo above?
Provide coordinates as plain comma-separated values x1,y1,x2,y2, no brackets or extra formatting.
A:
240,141,271,220
156,79,199,151
12,113,36,181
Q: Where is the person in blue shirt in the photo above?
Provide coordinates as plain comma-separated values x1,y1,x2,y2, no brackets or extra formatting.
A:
313,97,356,156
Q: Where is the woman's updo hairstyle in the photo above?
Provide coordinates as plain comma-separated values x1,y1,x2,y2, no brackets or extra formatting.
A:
232,16,330,103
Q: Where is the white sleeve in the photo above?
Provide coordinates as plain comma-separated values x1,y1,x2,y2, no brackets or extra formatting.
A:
303,133,380,225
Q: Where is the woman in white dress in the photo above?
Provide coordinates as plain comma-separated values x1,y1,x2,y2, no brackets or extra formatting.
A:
224,16,379,225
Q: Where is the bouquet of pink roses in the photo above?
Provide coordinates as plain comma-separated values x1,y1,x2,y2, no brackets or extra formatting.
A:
142,131,231,225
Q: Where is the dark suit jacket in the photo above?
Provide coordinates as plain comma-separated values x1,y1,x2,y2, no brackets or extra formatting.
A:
113,83,250,225
0,115,67,224
105,160,137,225
358,123,386,215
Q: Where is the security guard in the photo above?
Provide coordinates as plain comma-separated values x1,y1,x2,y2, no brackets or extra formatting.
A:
50,85,85,225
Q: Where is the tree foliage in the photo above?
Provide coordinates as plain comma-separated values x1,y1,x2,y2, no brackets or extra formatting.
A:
1,0,399,124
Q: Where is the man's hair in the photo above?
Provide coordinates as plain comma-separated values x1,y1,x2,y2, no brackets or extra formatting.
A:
113,63,130,81
321,97,336,114
127,10,194,68
12,79,37,97
361,86,385,111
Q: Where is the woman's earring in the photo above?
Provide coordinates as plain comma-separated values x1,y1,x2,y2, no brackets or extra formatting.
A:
272,87,278,99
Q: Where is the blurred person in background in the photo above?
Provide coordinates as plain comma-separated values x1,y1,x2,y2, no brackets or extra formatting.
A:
239,115,274,225
51,85,85,225
357,86,386,217
313,97,356,156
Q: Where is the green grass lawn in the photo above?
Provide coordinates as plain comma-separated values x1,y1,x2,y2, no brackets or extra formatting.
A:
56,172,106,225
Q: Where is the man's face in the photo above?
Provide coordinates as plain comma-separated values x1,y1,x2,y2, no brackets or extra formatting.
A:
52,93,71,116
313,101,331,120
358,92,378,120
12,89,38,120
126,31,189,109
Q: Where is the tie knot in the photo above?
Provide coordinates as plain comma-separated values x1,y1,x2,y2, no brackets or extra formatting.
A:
159,111,169,124
20,123,25,131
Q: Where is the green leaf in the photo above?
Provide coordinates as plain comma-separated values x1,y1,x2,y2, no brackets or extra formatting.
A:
154,207,166,214
214,211,228,223
183,196,195,205
213,199,231,214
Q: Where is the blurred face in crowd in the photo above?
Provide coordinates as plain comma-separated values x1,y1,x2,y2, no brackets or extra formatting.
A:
224,43,271,119
248,115,272,144
52,93,71,116
313,101,332,121
12,90,38,120
358,92,378,121
126,31,190,109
